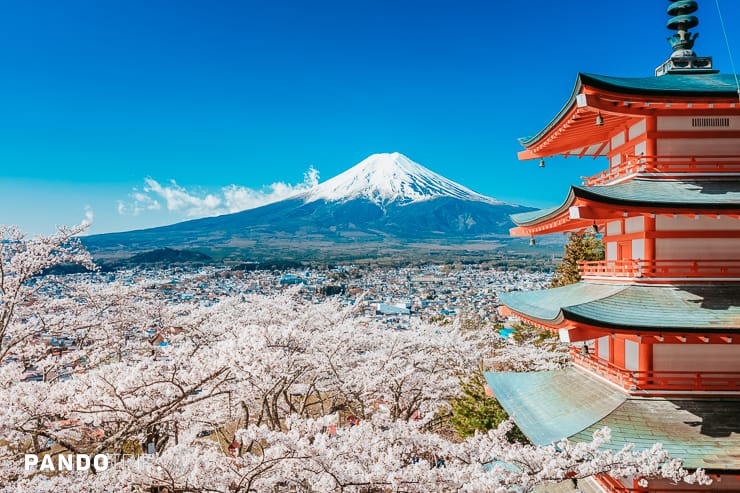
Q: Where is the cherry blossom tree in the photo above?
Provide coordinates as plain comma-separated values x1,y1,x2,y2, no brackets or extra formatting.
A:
0,224,95,364
0,225,711,492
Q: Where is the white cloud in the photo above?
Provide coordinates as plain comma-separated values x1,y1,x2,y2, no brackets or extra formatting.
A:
117,190,161,216
81,205,94,227
117,167,320,219
143,178,222,217
221,167,319,212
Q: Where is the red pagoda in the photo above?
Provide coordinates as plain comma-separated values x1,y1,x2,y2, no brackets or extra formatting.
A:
486,1,740,491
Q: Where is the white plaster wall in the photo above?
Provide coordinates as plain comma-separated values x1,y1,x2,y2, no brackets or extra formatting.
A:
624,340,638,371
656,238,740,260
611,131,626,150
629,120,647,140
657,116,740,131
632,239,645,259
656,215,740,231
625,216,644,234
634,140,647,157
657,138,740,156
611,154,621,167
606,242,617,261
606,221,622,235
653,344,740,372
598,335,610,361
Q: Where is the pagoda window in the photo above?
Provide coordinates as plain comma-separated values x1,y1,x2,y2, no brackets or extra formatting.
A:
628,120,646,140
653,345,740,372
611,131,626,150
658,137,740,157
597,335,610,361
582,339,595,355
657,115,740,131
656,215,740,232
656,237,740,260
634,140,647,157
624,216,644,234
606,242,617,261
624,340,639,371
631,239,645,260
606,221,622,236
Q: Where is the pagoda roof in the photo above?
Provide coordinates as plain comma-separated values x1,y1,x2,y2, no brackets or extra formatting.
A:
484,368,740,471
511,178,740,229
500,282,740,332
580,72,740,98
518,72,740,159
483,367,627,444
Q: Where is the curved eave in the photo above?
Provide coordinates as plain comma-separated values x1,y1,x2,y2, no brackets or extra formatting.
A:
518,72,740,160
570,396,740,471
501,283,740,334
510,179,740,236
518,74,584,149
503,305,566,329
486,369,740,471
562,309,740,333
572,183,740,210
498,283,625,327
483,368,628,446
580,72,740,98
510,189,576,235
509,187,597,236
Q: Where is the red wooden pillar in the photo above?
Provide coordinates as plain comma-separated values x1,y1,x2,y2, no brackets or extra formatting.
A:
638,341,653,386
644,215,656,277
645,117,657,161
609,334,615,364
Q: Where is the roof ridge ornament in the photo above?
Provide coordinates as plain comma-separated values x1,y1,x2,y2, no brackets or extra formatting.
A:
656,0,718,76
667,0,700,53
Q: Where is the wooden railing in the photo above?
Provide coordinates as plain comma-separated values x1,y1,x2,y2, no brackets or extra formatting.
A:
571,349,740,393
578,259,740,279
582,154,740,186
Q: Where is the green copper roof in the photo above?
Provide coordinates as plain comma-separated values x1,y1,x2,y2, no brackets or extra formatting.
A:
565,284,740,331
574,178,740,209
500,282,625,323
519,72,740,148
579,72,740,96
510,205,561,225
511,178,740,227
571,398,740,471
487,368,740,471
483,368,627,445
501,283,740,332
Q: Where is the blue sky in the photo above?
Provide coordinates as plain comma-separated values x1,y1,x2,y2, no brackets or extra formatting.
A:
1,0,739,234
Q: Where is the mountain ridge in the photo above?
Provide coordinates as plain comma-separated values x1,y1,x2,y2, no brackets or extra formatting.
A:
84,153,534,262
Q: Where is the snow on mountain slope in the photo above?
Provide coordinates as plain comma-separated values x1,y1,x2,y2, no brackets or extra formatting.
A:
300,152,504,206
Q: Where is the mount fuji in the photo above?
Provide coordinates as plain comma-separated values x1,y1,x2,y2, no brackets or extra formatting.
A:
84,153,534,262
301,152,502,207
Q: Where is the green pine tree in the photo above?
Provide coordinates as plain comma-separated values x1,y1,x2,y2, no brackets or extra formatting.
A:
550,232,605,287
450,371,527,442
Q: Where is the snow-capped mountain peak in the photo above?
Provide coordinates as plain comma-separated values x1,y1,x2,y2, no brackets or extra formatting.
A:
301,152,503,206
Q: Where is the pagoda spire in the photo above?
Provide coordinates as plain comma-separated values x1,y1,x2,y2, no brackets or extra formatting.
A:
656,0,717,76
666,0,699,53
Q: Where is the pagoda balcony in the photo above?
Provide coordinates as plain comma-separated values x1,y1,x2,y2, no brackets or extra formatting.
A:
570,348,740,395
578,259,740,281
582,154,740,186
